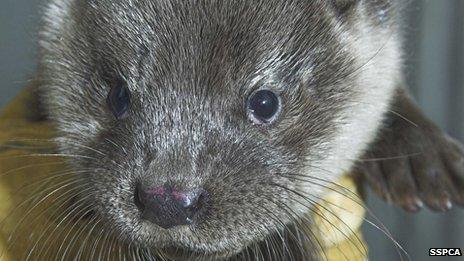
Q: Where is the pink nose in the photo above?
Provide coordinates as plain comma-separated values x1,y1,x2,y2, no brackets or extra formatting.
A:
134,184,207,229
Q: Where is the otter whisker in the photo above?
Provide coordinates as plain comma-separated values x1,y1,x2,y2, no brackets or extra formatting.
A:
356,153,422,162
4,177,89,250
87,220,108,261
262,195,328,261
277,175,409,260
0,169,88,225
53,197,97,260
282,195,361,261
2,137,106,157
41,205,94,260
0,161,68,179
253,204,293,261
270,183,367,258
55,137,108,157
75,216,104,261
283,167,410,260
266,206,311,261
24,187,95,259
0,152,100,161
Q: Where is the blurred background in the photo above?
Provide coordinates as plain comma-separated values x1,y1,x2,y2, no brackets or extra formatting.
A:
0,0,463,260
364,1,464,260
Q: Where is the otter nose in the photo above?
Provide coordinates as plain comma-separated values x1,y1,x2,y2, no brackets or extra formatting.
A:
134,184,207,229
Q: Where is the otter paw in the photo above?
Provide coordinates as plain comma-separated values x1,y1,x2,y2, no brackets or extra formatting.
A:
355,88,464,212
358,135,464,212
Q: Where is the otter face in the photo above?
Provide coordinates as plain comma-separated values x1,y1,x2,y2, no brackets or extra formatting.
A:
39,0,400,259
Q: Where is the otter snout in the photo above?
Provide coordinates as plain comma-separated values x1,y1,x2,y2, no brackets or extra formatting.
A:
134,184,208,229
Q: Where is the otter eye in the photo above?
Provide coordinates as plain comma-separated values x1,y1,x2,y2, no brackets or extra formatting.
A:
106,80,130,119
246,90,280,124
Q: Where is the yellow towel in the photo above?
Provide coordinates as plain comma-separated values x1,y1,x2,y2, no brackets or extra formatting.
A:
0,87,367,260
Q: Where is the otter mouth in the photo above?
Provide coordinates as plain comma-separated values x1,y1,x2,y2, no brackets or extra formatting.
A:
160,246,232,260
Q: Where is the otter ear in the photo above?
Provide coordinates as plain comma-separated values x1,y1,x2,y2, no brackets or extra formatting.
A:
354,87,464,212
331,0,358,17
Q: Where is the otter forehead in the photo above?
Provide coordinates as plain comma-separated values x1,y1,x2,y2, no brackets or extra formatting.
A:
44,0,378,93
82,0,334,63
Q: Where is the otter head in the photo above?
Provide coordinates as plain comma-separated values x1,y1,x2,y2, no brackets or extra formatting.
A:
39,0,401,259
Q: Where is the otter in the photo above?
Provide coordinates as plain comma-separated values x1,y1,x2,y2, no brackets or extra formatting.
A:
20,0,464,260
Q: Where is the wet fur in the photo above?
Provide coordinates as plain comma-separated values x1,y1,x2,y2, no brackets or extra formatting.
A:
31,0,464,260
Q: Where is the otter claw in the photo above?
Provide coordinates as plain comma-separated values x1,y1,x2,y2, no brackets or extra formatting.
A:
354,88,464,213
